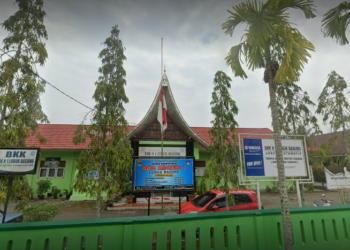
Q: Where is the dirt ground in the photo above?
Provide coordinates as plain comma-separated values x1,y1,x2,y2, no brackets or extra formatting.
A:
5,189,347,221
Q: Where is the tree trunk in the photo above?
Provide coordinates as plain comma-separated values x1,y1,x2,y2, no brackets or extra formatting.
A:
225,176,229,212
341,124,350,166
96,191,101,218
268,77,293,250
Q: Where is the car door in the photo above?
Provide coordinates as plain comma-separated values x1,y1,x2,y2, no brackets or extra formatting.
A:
204,196,227,213
229,194,254,211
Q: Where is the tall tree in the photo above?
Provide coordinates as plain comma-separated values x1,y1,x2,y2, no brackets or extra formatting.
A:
276,80,321,136
276,80,321,206
222,1,316,249
0,0,48,211
316,71,350,166
73,25,133,218
322,1,350,45
201,71,239,212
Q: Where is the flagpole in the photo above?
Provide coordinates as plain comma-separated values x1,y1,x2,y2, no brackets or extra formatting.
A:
161,85,164,215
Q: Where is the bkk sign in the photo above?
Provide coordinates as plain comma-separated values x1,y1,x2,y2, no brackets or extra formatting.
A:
242,139,307,177
0,148,40,175
139,147,186,157
133,158,195,192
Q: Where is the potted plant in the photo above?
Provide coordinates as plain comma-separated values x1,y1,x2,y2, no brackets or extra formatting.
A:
123,183,134,204
52,186,61,199
36,180,52,199
63,188,73,200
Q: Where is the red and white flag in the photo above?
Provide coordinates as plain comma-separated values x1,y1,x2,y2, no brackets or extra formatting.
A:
157,88,167,133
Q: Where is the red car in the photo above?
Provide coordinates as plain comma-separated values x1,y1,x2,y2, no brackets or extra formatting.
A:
178,189,262,214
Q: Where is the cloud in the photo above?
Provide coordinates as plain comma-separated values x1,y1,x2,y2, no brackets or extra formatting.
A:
0,0,349,133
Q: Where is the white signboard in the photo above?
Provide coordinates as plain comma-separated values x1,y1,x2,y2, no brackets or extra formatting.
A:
325,168,350,190
243,139,307,177
0,148,40,175
139,147,186,157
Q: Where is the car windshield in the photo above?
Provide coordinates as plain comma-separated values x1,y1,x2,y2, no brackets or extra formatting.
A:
191,191,217,208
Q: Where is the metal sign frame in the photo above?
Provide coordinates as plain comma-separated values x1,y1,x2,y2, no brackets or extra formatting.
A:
132,156,196,193
238,134,314,185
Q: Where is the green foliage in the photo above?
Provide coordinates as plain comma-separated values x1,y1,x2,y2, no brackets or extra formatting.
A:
122,182,133,197
271,181,280,192
316,71,350,133
200,71,239,211
0,176,31,212
222,0,316,84
338,189,347,205
316,71,350,165
276,80,321,136
0,0,49,147
305,184,314,191
73,25,133,218
23,202,60,222
63,188,73,196
36,179,51,196
0,0,49,212
322,1,350,45
312,165,326,184
51,186,60,196
266,185,272,193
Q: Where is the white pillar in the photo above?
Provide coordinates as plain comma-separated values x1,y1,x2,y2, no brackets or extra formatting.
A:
296,180,302,207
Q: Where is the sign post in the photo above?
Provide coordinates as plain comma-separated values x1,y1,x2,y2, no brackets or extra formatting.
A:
1,175,14,224
0,148,40,223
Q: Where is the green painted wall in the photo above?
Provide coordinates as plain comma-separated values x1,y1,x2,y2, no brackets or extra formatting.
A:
27,151,79,196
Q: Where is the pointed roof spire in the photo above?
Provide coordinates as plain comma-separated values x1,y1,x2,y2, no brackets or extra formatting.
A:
128,74,209,150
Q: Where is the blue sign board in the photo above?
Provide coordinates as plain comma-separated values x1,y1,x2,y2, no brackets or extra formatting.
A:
133,158,195,191
243,139,265,176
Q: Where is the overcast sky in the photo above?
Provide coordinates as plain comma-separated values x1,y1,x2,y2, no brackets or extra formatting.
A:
1,0,349,133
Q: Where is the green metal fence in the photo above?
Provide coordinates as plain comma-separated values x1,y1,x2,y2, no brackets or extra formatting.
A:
1,206,350,250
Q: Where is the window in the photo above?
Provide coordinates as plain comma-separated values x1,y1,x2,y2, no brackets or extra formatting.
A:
208,197,226,209
233,194,252,205
192,191,217,208
39,161,65,178
195,161,206,168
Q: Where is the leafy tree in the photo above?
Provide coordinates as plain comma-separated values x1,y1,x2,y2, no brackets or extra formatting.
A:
276,80,321,136
322,1,350,45
73,25,133,218
0,0,48,212
276,80,321,206
201,71,239,212
222,1,316,248
316,71,350,166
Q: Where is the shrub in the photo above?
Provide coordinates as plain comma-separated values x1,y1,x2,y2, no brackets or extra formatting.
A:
312,165,326,184
266,185,272,193
305,184,314,192
36,180,52,196
271,182,279,192
23,202,60,222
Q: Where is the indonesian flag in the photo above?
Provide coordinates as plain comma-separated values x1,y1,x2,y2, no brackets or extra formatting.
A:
157,87,167,133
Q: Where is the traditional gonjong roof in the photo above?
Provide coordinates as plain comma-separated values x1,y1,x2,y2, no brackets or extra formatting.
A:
127,73,209,151
26,73,273,150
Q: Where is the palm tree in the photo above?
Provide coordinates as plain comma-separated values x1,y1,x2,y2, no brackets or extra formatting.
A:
222,1,316,249
322,1,350,45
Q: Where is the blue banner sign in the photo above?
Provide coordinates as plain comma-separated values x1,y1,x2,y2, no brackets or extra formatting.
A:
134,158,194,191
243,139,265,176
